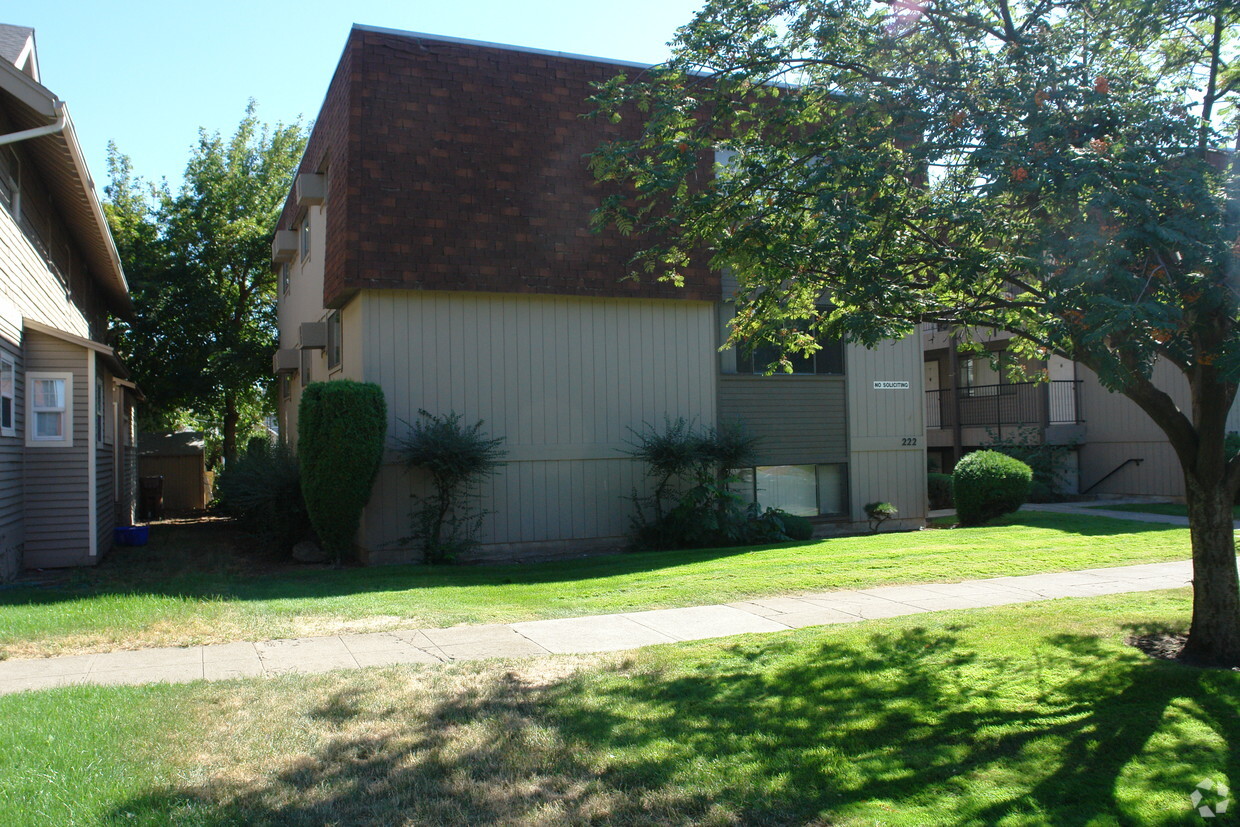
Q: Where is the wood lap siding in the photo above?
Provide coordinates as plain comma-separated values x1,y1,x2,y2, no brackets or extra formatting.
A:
718,377,848,466
0,339,21,580
23,330,91,568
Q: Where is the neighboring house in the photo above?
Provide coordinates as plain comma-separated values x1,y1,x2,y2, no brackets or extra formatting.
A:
0,25,139,580
273,25,927,564
922,326,1240,498
138,431,212,513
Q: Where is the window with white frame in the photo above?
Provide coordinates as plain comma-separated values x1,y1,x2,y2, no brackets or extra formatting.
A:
281,261,290,294
28,372,71,446
327,310,341,371
0,353,14,436
300,218,311,260
95,378,107,444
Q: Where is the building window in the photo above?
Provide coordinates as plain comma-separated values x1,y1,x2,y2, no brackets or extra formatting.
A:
0,147,17,215
95,378,105,444
300,218,311,260
737,336,845,375
0,353,14,436
281,261,290,294
327,311,341,371
736,463,848,517
281,373,292,401
300,348,312,387
27,372,71,446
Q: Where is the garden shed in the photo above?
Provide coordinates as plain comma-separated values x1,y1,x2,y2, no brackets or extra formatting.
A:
137,431,212,513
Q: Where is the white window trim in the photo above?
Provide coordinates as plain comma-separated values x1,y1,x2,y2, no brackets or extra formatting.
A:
0,352,14,437
26,371,72,447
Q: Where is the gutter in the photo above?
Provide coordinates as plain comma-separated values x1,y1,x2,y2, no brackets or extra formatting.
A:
0,97,64,145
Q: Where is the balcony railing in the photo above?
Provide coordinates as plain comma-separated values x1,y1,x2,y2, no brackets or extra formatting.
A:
926,381,1082,429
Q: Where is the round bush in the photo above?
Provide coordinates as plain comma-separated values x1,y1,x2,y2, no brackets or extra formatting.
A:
778,512,814,541
952,450,1032,527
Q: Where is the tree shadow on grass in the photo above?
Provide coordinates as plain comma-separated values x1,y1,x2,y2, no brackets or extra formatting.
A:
103,624,1235,825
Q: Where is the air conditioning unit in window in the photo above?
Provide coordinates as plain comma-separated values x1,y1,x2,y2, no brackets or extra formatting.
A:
296,173,326,207
272,348,299,374
271,230,297,263
299,322,327,350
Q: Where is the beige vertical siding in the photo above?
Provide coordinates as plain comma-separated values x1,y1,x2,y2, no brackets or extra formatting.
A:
357,290,717,557
23,330,92,568
1077,361,1190,497
845,336,927,524
718,376,848,465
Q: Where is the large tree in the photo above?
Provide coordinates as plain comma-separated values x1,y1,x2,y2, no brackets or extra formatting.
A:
105,102,306,464
591,0,1240,664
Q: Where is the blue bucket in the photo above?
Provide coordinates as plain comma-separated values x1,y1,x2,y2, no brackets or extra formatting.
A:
114,525,149,546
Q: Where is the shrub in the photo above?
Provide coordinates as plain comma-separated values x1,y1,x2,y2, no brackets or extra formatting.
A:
298,381,387,565
396,410,507,564
927,473,954,510
776,512,815,541
626,417,772,550
953,450,1032,527
215,438,309,553
864,501,898,533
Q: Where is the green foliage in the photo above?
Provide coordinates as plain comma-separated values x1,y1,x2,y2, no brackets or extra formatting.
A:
953,451,1034,527
864,501,898,534
214,438,308,553
775,512,814,541
984,426,1077,503
298,381,387,564
396,410,508,564
927,473,954,510
626,417,776,550
105,101,308,463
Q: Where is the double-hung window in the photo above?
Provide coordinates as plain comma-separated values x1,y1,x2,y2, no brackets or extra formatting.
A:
28,372,71,446
0,354,14,436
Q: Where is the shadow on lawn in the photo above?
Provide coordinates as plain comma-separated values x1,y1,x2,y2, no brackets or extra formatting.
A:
103,626,1236,825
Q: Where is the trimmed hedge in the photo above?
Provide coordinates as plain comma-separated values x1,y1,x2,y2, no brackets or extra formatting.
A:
952,450,1032,527
927,472,954,510
777,512,815,541
299,381,387,564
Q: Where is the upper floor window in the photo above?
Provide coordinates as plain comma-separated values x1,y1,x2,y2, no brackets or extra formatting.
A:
300,218,311,260
28,372,71,446
327,311,341,371
737,335,845,375
0,353,14,436
281,261,290,294
0,147,17,215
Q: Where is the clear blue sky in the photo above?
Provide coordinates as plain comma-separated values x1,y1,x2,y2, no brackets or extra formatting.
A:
16,0,706,189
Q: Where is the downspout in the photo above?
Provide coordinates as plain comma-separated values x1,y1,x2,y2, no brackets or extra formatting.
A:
0,98,65,146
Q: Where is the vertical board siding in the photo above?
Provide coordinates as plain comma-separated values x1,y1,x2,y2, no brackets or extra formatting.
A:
22,331,91,568
359,290,716,556
0,336,21,580
845,336,927,523
1077,361,1190,497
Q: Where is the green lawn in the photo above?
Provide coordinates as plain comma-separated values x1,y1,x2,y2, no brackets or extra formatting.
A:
0,512,1191,659
0,590,1232,825
1088,501,1240,519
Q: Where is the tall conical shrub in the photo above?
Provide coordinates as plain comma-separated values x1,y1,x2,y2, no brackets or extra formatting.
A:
298,380,387,564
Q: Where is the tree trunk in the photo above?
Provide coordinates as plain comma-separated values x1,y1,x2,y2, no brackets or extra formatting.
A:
1180,473,1240,667
222,394,239,467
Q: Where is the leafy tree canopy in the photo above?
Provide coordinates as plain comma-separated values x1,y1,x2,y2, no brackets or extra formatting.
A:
591,0,1240,664
105,101,307,464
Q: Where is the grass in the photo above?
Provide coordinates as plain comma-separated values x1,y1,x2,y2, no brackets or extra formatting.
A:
0,589,1234,825
1088,502,1240,520
0,511,1192,659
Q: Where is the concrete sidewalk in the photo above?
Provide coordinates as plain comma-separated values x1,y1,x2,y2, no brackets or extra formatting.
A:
0,559,1195,695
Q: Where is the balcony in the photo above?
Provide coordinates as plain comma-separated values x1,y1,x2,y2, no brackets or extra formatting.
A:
926,381,1082,435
